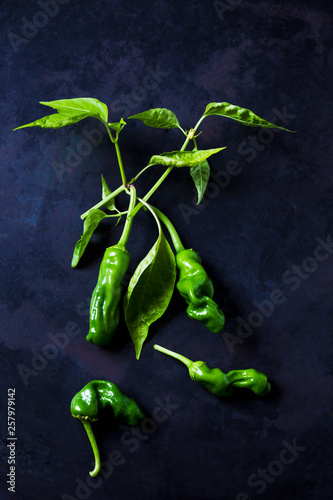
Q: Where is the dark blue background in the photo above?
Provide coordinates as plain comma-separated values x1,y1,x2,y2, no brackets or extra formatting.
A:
1,1,332,499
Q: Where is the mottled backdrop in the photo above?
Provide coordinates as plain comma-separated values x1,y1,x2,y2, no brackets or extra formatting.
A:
0,1,332,499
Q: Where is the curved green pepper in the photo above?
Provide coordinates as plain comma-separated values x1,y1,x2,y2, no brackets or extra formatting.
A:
176,249,225,333
154,344,271,397
87,244,130,346
71,380,145,477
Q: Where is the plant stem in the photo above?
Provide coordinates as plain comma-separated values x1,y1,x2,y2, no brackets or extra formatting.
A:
150,206,184,253
114,140,127,185
137,197,162,234
154,344,192,368
81,419,101,478
130,164,153,183
131,166,173,217
80,184,126,220
117,185,137,247
105,124,127,185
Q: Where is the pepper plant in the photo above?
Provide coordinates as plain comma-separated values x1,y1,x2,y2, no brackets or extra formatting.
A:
15,97,294,476
14,97,293,359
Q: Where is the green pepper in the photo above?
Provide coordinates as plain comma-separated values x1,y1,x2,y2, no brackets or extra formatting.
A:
176,249,225,333
154,344,271,397
86,244,130,346
149,207,225,334
71,380,145,477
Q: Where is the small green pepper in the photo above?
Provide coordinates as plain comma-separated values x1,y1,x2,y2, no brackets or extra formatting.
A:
154,344,271,397
176,249,225,333
71,380,145,477
86,245,130,346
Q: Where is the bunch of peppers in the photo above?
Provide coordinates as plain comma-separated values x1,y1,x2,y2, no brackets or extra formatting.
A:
15,97,293,476
86,203,226,348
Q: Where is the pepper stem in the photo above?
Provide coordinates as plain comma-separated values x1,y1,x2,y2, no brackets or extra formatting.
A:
149,206,185,253
154,344,192,368
114,140,127,185
81,419,101,477
117,185,137,247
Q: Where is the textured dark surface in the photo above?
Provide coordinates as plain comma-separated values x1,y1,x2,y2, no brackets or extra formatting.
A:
1,1,332,499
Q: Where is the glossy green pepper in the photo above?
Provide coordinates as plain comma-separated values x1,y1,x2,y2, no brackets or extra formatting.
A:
71,380,145,477
176,249,225,333
154,344,271,397
86,245,130,346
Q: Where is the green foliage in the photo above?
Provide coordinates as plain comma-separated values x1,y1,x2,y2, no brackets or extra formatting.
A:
108,118,127,142
124,228,176,360
128,107,180,129
101,175,117,211
147,148,226,169
71,209,110,268
203,102,295,132
190,158,210,205
14,113,89,130
14,97,108,130
40,97,108,122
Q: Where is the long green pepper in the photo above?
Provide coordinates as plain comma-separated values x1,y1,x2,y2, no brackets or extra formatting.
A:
87,244,130,346
151,206,225,333
154,344,271,397
87,185,136,346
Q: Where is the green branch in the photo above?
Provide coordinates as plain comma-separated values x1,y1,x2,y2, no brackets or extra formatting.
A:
80,184,127,220
117,185,137,247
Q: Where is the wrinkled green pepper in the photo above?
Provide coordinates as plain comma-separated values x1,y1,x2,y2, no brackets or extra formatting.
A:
154,344,271,397
176,249,225,333
71,380,145,477
87,245,130,346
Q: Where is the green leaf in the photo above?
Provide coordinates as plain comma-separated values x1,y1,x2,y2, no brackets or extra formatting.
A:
101,175,117,211
14,97,109,131
40,97,108,122
14,113,90,130
190,158,211,205
203,102,295,132
108,118,126,136
128,108,180,129
147,148,226,169
124,230,176,360
71,209,109,268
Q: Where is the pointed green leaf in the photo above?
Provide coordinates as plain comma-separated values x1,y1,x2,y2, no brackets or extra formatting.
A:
147,148,226,169
40,97,108,122
124,230,176,359
101,175,117,211
128,108,180,129
71,209,109,268
203,102,295,132
190,158,211,205
14,97,109,131
115,215,122,227
14,113,90,130
108,118,126,135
